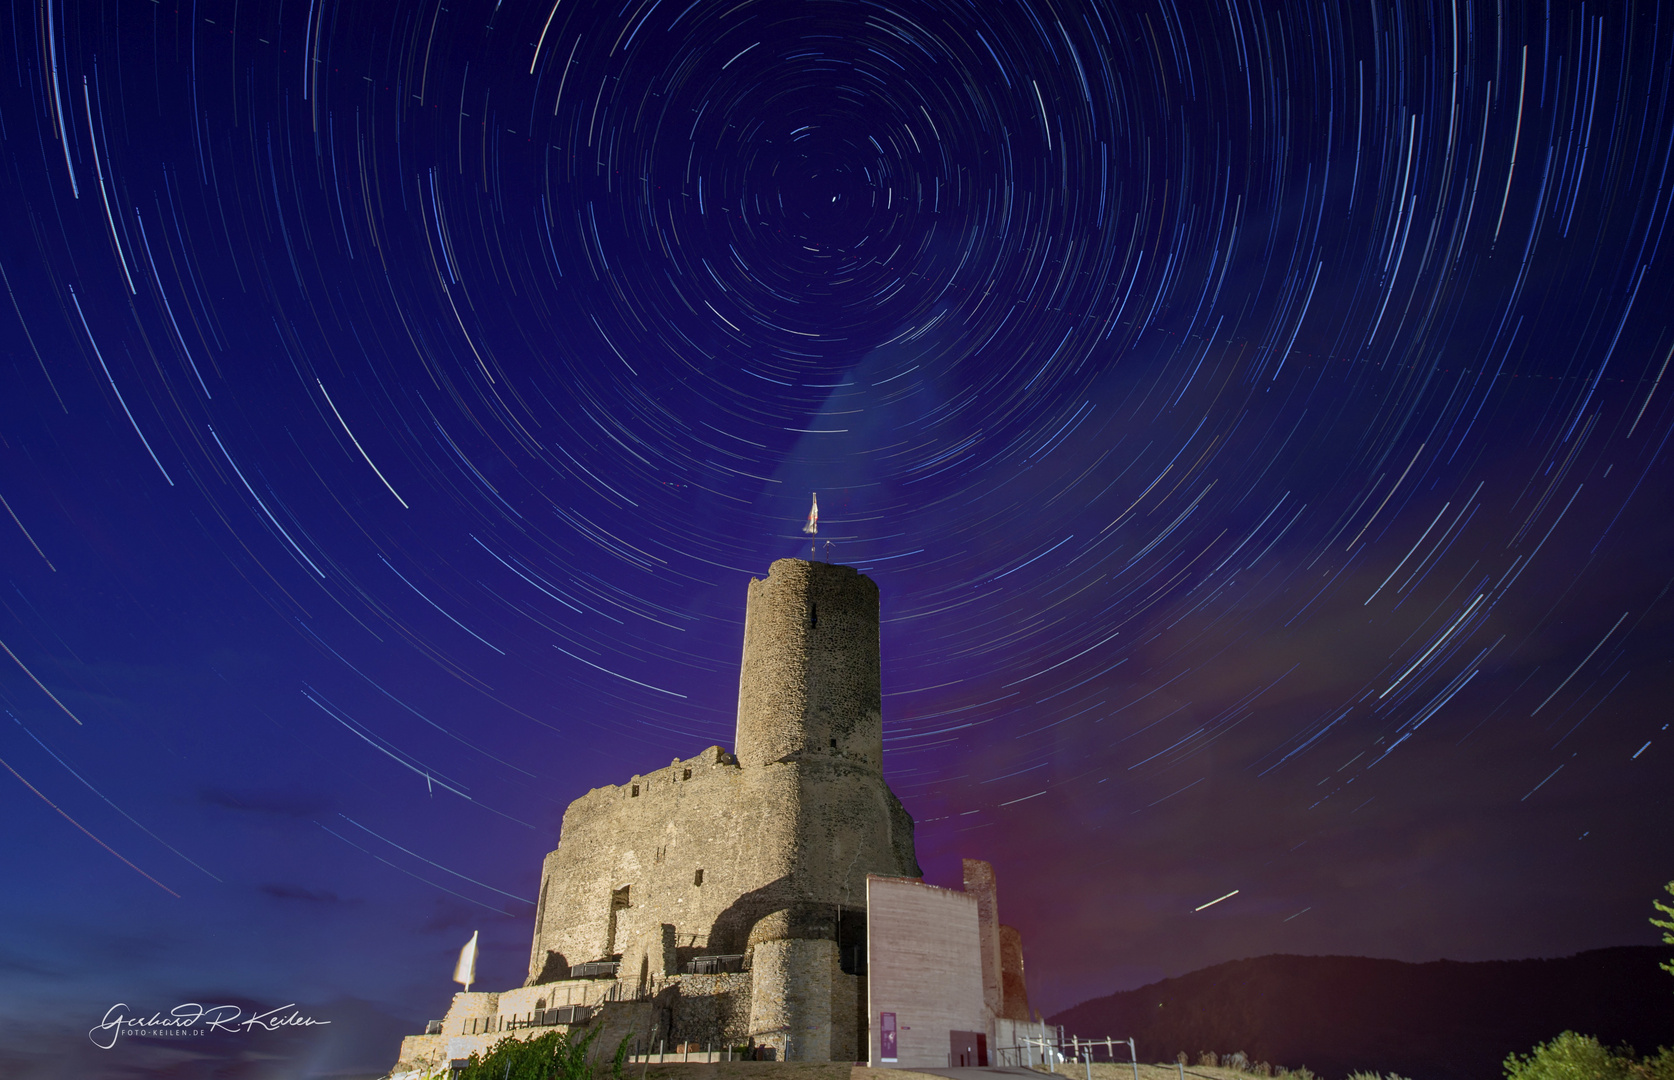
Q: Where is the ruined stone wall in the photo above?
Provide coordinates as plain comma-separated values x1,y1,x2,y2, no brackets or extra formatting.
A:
395,560,933,1075
524,745,919,986
668,973,753,1045
962,859,1004,1021
526,745,764,983
830,966,864,1062
441,991,501,1037
520,560,920,1063
998,924,1030,1021
528,561,920,991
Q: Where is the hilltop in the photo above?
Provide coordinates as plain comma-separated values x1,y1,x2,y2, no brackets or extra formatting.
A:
1049,946,1674,1080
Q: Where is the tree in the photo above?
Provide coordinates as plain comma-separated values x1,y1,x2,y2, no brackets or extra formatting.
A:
1652,880,1674,980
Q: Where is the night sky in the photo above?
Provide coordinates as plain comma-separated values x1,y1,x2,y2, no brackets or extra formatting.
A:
2,0,1672,1075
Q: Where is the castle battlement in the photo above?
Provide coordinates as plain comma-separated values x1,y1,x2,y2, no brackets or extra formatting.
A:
570,745,740,808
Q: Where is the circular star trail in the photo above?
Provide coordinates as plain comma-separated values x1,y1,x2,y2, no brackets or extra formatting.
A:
0,0,1670,1069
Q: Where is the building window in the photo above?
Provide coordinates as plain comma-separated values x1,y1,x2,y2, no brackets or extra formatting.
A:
631,784,639,797
811,603,818,629
682,768,692,780
694,869,704,887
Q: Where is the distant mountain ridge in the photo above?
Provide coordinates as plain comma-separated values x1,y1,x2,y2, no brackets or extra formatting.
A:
1049,946,1674,1080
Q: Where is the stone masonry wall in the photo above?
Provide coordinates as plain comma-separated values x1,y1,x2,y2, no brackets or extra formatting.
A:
525,745,762,984
517,560,920,1063
962,859,1004,1021
668,972,753,1046
735,560,883,770
998,924,1030,1021
394,561,932,1074
527,561,920,992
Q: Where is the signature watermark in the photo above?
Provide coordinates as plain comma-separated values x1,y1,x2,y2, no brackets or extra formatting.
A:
89,1002,331,1049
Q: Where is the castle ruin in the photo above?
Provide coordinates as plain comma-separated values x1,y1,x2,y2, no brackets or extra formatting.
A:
390,559,1029,1075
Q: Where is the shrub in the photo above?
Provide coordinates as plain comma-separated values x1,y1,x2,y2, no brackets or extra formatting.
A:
1504,1031,1635,1080
454,1024,604,1080
1200,1052,1219,1068
1631,1046,1674,1080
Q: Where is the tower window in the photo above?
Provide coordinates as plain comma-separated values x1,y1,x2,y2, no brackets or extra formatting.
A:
631,784,640,797
682,768,692,780
811,603,817,629
607,885,631,955
830,738,837,749
694,869,704,886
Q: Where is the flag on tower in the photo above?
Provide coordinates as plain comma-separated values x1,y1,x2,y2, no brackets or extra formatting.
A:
453,930,478,991
803,493,819,535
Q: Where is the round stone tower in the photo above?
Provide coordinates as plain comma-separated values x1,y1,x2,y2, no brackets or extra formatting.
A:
735,559,883,770
732,559,918,1061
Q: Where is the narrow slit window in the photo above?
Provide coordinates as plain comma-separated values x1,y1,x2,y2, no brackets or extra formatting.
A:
631,784,640,797
693,869,704,887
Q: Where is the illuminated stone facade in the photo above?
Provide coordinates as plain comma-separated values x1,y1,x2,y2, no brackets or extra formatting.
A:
391,559,922,1075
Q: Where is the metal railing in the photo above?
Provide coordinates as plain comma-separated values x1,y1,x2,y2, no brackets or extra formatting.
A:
1008,1035,1140,1080
682,954,746,974
567,960,621,979
627,1042,745,1064
458,1005,594,1035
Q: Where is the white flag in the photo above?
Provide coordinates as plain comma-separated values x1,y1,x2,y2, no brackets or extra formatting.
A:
803,493,818,535
453,930,478,989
